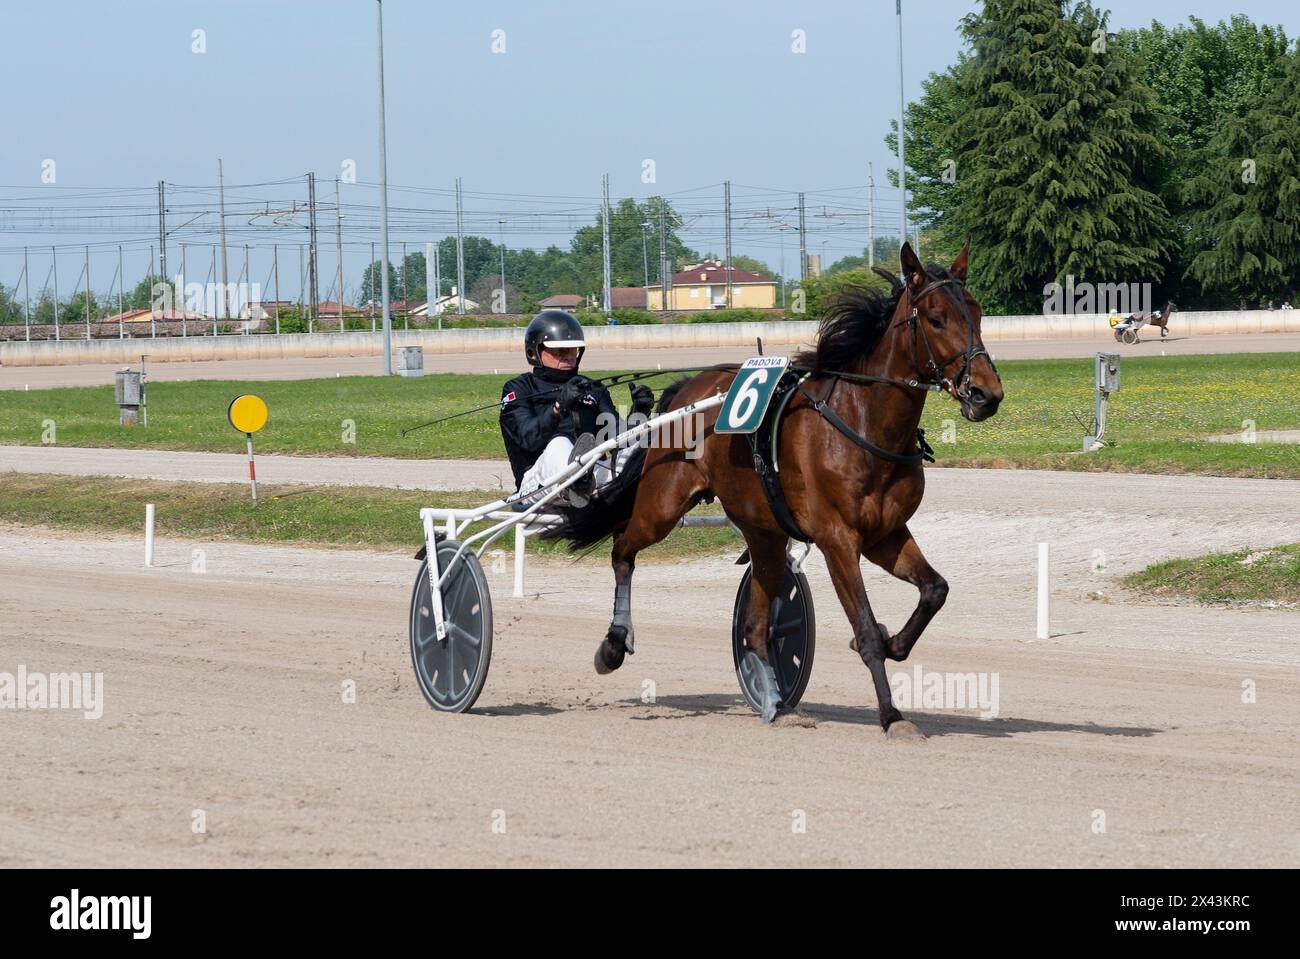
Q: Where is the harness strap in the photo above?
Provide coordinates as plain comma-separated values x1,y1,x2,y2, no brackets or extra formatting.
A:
797,379,933,466
747,371,812,543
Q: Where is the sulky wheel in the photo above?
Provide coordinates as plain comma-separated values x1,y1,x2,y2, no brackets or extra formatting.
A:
1121,329,1139,345
732,556,816,713
409,539,493,713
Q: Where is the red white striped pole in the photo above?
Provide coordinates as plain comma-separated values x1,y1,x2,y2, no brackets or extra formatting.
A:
246,433,258,506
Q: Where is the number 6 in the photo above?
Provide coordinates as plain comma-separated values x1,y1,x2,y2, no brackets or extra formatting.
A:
729,369,767,427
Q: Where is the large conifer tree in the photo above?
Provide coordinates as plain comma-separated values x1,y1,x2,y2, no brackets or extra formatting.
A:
1181,48,1300,304
947,0,1173,311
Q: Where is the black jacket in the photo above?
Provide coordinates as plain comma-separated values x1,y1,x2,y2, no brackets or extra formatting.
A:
499,369,617,488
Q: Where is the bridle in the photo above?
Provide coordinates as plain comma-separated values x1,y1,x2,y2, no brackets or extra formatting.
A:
798,272,994,402
895,274,992,402
787,270,996,466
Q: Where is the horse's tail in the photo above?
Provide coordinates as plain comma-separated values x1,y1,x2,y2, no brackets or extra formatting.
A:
539,379,690,552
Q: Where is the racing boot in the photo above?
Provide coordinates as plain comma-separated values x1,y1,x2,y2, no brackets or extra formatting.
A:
562,433,598,509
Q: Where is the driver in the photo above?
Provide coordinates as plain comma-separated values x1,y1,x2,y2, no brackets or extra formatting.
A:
499,309,653,503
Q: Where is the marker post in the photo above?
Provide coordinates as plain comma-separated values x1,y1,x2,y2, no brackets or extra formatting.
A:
227,394,269,507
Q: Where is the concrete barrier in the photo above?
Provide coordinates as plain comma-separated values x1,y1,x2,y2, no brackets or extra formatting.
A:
2,310,1296,368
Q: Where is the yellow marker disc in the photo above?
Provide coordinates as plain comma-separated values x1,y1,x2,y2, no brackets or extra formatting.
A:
227,394,269,434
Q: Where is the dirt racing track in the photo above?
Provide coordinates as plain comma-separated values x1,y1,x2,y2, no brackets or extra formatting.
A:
3,468,1297,867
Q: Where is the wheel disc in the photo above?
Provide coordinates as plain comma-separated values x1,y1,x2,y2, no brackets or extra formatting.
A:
732,559,816,713
409,540,493,713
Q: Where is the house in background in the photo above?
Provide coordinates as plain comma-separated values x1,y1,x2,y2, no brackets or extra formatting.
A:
408,293,480,317
646,259,776,310
540,294,583,311
610,287,647,309
104,307,211,325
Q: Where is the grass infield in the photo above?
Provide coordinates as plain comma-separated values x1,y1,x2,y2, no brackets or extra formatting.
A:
0,474,735,561
1124,544,1300,607
1,352,1297,477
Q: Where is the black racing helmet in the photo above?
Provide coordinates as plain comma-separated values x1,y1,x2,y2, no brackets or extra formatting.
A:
524,310,586,370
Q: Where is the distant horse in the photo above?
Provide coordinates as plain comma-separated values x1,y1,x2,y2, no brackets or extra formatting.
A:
546,242,1004,739
1133,301,1176,337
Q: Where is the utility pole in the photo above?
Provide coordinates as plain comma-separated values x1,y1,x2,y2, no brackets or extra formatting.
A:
211,245,218,335
243,244,250,324
370,241,376,332
455,177,466,315
376,0,393,372
307,171,319,328
497,221,507,314
116,244,123,339
157,180,167,287
433,242,441,330
52,245,60,341
640,221,649,293
601,173,612,314
84,245,91,338
23,246,31,342
401,240,408,307
180,243,188,335
273,244,281,335
426,241,435,326
658,202,668,311
218,159,230,320
724,180,733,308
779,226,786,309
868,162,876,269
798,192,808,281
335,177,344,330
896,0,908,250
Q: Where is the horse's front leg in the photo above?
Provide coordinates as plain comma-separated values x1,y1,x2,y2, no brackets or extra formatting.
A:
864,526,948,662
821,536,921,739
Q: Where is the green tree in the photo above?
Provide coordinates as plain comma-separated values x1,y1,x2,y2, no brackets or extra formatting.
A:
0,283,24,325
885,62,971,267
941,0,1174,311
1180,47,1300,303
1114,15,1291,304
358,260,399,306
570,197,696,299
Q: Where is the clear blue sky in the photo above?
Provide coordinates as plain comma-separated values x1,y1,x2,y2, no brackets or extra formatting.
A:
3,0,1296,297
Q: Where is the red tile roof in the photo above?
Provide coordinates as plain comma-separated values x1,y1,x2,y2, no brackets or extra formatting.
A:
667,260,769,285
610,287,647,309
541,294,583,308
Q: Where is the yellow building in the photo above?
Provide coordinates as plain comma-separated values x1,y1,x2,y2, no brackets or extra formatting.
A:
646,259,777,311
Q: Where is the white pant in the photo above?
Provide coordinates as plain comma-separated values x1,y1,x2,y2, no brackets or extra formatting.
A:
519,435,635,498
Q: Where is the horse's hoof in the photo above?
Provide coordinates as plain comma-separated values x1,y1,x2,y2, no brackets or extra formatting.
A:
594,626,631,675
885,720,926,742
739,651,781,724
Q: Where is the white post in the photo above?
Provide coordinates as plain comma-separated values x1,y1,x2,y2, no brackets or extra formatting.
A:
246,434,259,506
514,525,526,598
1036,542,1049,639
144,503,156,567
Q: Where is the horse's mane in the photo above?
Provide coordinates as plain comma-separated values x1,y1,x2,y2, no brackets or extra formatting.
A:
792,267,958,372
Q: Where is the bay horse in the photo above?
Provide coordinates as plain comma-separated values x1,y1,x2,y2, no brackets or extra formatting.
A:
1139,300,1176,337
546,242,1004,739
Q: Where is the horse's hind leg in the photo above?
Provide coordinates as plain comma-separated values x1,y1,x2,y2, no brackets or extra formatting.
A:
734,523,789,723
863,526,948,662
595,464,700,674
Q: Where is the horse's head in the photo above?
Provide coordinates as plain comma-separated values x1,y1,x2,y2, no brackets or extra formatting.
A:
888,241,1003,422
